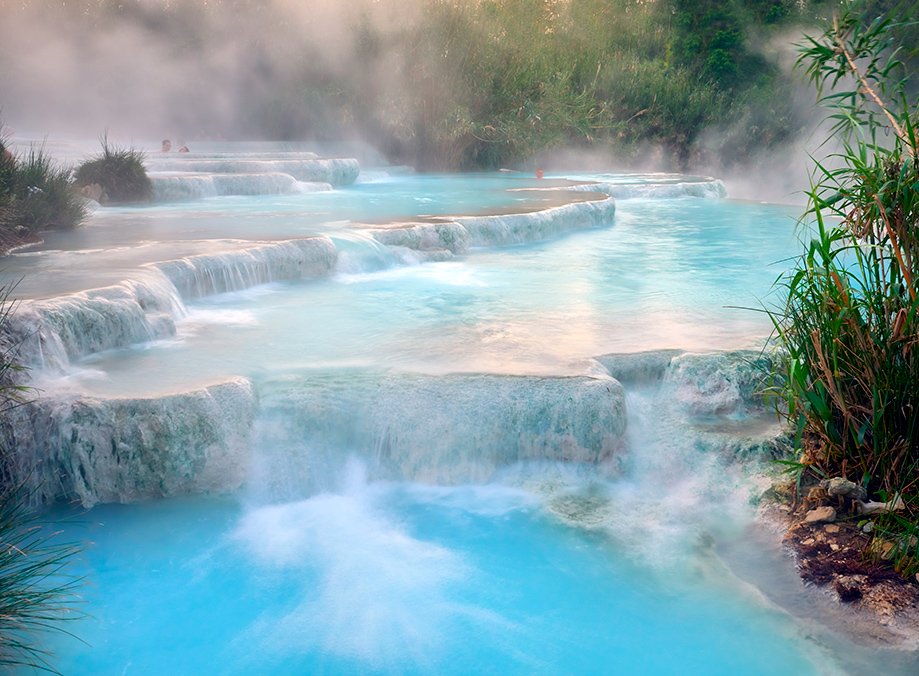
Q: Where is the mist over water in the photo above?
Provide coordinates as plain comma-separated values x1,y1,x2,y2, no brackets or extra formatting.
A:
2,0,828,193
0,0,423,143
3,1,916,670
0,151,908,672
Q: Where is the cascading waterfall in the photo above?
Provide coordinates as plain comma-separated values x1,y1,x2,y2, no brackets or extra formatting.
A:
5,154,914,674
150,172,335,201
4,270,186,373
5,378,257,507
566,178,728,200
146,157,360,202
152,236,338,300
248,370,627,502
4,236,339,374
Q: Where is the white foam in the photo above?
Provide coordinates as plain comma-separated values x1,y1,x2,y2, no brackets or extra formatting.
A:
232,468,484,669
179,308,260,329
336,261,486,287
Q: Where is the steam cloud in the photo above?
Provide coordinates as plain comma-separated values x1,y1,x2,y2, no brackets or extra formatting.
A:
0,1,423,144
1,0,831,201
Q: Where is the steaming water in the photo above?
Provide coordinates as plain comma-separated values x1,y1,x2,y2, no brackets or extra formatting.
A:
20,196,793,395
6,147,916,673
47,478,822,675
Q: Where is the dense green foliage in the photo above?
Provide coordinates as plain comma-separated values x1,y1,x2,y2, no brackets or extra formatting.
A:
73,136,152,204
0,286,82,672
5,0,833,171
0,134,86,248
774,0,919,575
345,0,813,169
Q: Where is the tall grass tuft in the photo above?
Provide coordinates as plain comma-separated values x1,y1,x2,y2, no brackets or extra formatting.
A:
74,134,152,204
0,129,86,245
9,148,86,233
0,134,15,236
0,283,83,672
0,485,83,673
773,0,919,576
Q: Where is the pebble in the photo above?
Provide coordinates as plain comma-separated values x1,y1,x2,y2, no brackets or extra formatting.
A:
824,477,867,501
824,524,840,534
804,506,837,524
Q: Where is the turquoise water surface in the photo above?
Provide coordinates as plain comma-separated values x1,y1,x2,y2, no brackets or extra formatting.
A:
49,478,822,675
5,147,915,674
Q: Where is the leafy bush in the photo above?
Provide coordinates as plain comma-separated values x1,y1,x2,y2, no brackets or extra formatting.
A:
74,135,152,204
773,1,919,575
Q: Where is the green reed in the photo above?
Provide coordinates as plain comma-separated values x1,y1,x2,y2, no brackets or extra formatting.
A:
0,129,86,243
773,0,919,575
74,133,152,204
0,281,83,672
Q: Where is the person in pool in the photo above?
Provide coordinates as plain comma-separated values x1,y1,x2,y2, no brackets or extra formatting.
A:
161,139,172,152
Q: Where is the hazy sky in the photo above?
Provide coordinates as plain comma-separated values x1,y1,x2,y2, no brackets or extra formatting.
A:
0,1,422,142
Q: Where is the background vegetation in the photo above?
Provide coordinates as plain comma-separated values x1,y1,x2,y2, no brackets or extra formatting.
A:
292,0,820,169
774,0,919,576
0,0,844,171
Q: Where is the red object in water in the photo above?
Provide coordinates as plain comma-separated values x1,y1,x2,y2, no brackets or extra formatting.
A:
535,168,544,179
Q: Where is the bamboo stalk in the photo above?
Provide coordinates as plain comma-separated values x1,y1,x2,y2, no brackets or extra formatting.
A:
874,194,916,302
833,17,915,157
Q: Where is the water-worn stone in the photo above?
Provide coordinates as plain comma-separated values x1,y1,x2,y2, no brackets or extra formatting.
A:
804,506,837,524
805,485,829,506
594,349,684,384
834,575,865,603
79,182,105,202
824,524,840,534
2,377,257,507
663,350,777,416
823,477,867,501
857,496,906,515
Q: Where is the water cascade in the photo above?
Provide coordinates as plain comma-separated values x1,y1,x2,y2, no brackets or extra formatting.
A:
3,149,916,673
146,155,360,201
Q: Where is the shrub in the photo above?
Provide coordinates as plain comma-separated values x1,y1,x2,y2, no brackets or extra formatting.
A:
773,1,919,575
74,135,152,204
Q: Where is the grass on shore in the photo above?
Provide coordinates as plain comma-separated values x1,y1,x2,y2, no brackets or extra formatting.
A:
0,283,83,672
1,134,86,246
773,0,919,578
73,135,152,204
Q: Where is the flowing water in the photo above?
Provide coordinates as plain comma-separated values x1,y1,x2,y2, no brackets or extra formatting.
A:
5,142,917,673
